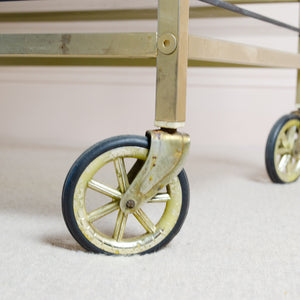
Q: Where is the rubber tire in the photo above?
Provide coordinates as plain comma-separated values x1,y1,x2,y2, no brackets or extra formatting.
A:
265,114,300,183
62,135,190,255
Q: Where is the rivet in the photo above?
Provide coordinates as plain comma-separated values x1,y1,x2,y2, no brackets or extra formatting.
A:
126,200,135,209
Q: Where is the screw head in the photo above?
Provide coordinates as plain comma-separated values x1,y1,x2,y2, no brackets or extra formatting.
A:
126,200,135,209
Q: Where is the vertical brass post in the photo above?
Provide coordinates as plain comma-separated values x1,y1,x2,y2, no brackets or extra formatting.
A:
155,0,190,129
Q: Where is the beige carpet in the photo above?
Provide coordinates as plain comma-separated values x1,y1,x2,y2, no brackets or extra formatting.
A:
1,142,299,300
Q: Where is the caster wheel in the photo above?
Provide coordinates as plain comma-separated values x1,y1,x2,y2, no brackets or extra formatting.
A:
265,114,300,183
62,135,189,255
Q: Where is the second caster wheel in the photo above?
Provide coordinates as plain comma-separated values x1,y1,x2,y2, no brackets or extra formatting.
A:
62,135,189,255
265,113,300,183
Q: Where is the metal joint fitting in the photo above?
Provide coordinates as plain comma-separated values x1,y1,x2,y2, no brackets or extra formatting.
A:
157,33,177,55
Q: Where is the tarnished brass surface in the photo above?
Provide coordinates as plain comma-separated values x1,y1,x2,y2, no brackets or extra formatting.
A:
3,33,300,69
73,145,183,255
0,33,157,58
0,9,157,22
155,0,189,128
0,57,156,66
274,119,300,182
119,130,190,213
1,56,290,67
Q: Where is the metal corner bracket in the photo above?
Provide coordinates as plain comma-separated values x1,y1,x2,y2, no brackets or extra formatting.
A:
119,129,190,213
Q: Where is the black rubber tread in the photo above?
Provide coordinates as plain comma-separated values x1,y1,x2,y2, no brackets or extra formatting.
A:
62,135,189,255
265,114,300,183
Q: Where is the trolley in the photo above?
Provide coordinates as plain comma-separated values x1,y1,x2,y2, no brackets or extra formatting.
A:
1,0,300,255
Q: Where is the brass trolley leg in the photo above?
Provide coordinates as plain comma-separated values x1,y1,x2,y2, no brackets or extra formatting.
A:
62,0,191,255
120,0,191,213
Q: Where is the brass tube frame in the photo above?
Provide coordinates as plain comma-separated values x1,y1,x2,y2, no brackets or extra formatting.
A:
1,0,300,218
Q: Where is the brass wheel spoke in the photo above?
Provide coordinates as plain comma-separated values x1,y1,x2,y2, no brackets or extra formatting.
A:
87,201,119,223
88,179,122,200
287,126,297,149
113,157,129,193
287,160,295,174
133,209,156,233
295,160,300,173
276,147,288,156
113,210,128,241
278,154,291,172
281,133,289,149
148,193,171,203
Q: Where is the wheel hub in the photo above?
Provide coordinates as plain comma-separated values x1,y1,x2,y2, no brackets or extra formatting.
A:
126,200,135,209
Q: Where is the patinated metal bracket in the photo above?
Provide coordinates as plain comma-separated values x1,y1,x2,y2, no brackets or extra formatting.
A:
119,129,190,213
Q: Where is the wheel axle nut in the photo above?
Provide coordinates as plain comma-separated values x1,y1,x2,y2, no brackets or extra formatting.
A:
126,200,135,209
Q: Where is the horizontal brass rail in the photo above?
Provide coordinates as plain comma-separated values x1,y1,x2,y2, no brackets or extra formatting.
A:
1,33,300,69
0,33,157,58
0,8,237,22
189,35,300,68
0,1,298,23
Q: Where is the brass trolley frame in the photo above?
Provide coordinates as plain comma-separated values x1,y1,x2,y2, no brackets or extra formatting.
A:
1,0,300,126
1,0,300,250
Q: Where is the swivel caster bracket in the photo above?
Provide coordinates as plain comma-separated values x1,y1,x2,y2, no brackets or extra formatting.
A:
119,129,190,213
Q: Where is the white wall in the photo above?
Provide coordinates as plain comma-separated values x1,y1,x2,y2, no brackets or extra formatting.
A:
0,1,299,155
